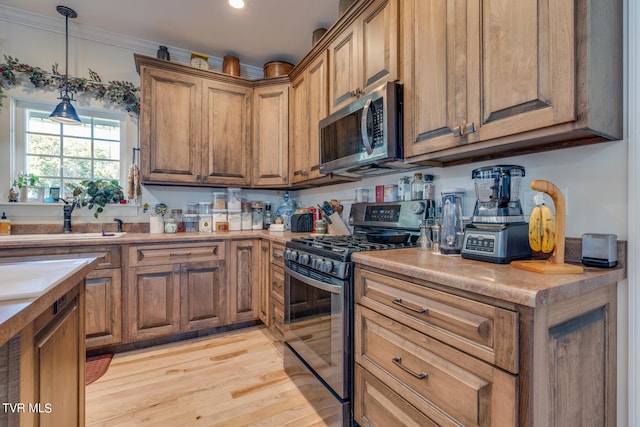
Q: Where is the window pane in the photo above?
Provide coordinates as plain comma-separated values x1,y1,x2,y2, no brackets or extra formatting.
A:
63,158,92,178
63,137,92,158
94,160,120,179
40,178,62,190
94,118,120,140
27,134,61,156
62,120,93,138
94,140,120,160
28,111,60,134
27,155,60,177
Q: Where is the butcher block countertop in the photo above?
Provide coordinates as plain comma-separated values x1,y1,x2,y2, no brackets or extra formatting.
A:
352,248,626,307
0,256,99,346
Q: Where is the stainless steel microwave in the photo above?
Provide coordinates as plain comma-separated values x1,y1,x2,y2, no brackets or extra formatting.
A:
319,81,411,176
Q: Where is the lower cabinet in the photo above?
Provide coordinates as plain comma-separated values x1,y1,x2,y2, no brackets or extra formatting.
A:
268,242,286,339
21,285,85,427
228,239,260,324
258,240,271,326
85,268,122,349
126,242,225,342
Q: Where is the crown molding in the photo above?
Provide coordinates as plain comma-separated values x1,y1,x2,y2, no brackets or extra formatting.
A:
0,4,263,79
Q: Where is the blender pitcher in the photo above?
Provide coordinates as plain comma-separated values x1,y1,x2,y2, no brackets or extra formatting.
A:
440,191,464,254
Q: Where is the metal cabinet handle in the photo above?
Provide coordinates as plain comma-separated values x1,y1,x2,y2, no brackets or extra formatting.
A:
196,175,201,181
392,357,428,380
360,97,374,155
182,267,187,273
174,268,180,273
453,126,462,137
392,298,428,314
465,122,477,134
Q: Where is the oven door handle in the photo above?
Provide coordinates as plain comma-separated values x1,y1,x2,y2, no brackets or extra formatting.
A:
285,266,342,295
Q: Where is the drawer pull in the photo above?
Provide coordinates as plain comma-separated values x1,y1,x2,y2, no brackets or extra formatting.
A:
170,251,192,257
392,356,428,380
392,298,428,315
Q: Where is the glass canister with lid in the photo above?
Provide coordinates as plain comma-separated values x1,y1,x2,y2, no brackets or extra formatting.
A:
169,208,184,232
252,201,264,230
184,214,199,232
212,192,227,210
241,202,253,230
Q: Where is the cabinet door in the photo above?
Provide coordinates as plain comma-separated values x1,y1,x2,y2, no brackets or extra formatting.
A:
202,80,252,186
329,21,359,113
252,84,289,187
305,51,329,181
469,0,576,144
290,72,310,184
139,65,202,184
85,268,122,349
270,263,285,339
33,294,84,427
258,240,271,325
403,0,461,157
228,240,260,323
181,260,225,331
127,264,181,341
359,0,399,94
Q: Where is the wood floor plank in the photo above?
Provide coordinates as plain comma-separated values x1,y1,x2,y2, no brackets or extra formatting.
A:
86,326,342,426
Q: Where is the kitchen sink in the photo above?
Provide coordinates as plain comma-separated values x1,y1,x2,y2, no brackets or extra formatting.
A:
0,232,127,242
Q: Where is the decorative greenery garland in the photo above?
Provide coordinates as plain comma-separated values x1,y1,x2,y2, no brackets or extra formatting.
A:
0,55,140,116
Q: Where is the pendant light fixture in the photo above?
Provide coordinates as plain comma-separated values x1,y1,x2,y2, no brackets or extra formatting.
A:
229,0,246,9
49,5,81,125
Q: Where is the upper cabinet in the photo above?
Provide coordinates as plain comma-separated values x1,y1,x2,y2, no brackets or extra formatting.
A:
290,51,329,184
252,80,290,187
328,0,399,113
136,55,252,187
403,0,623,165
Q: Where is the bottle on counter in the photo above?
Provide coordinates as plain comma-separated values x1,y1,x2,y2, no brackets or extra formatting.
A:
241,202,253,230
252,201,264,230
0,212,10,235
411,173,424,200
398,176,411,201
276,191,295,229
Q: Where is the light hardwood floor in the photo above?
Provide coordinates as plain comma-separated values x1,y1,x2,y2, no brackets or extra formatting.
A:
86,326,341,426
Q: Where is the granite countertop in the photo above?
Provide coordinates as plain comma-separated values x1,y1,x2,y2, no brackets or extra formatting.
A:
352,248,626,308
0,256,100,346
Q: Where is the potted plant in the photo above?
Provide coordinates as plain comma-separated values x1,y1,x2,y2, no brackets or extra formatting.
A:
14,173,45,203
66,179,123,219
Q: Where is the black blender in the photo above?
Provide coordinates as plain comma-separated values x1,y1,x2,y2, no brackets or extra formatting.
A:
461,165,531,263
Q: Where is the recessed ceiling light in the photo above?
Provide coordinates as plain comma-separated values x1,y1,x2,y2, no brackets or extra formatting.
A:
229,0,245,8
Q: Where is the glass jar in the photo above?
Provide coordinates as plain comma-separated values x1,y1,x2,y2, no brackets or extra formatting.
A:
212,192,227,210
228,210,242,231
187,202,198,214
411,173,425,200
164,216,178,234
398,176,411,201
198,201,212,215
184,214,199,232
170,208,184,232
241,202,253,230
252,201,264,230
423,174,435,200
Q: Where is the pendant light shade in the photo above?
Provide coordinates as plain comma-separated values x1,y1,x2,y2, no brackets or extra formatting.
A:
50,6,81,125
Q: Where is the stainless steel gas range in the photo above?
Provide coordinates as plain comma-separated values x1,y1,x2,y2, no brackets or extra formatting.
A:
283,201,427,426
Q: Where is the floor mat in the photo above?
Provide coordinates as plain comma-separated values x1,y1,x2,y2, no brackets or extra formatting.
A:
85,354,113,385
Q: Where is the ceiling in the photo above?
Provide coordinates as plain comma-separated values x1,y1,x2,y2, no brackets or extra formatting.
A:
0,0,340,68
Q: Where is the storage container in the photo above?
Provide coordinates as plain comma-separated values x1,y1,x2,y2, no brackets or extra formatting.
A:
227,188,242,210
184,214,199,232
199,214,213,233
228,210,242,231
212,192,227,210
212,209,227,229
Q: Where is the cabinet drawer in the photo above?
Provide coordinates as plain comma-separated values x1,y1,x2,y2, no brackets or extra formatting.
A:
355,305,517,427
0,245,121,269
355,364,438,427
129,242,224,267
355,268,518,373
270,242,285,267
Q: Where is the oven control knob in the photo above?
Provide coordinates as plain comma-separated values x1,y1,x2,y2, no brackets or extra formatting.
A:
320,260,334,273
299,254,310,265
284,249,298,261
311,257,321,269
410,201,425,214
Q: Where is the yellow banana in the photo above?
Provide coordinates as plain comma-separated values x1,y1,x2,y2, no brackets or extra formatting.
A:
528,205,542,252
540,204,556,253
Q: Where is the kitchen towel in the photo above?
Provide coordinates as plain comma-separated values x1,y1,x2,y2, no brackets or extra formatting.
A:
127,147,141,201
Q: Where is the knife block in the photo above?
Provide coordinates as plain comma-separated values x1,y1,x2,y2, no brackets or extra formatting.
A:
327,213,350,235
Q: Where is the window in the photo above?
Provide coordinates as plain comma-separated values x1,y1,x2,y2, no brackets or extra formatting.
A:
14,100,123,194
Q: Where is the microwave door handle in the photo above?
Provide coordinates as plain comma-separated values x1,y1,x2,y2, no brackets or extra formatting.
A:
360,98,374,155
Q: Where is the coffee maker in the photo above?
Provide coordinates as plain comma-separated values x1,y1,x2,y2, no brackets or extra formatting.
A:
461,165,531,263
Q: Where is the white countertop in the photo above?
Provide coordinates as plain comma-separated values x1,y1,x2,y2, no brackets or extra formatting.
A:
0,258,93,301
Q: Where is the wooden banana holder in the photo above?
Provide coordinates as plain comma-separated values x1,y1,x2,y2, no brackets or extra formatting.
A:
510,180,584,274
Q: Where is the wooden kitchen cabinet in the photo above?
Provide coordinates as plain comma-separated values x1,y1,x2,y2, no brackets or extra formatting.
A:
228,239,260,324
328,0,399,113
85,268,122,349
269,242,286,339
21,285,85,427
252,80,290,187
290,51,329,184
126,242,225,342
353,265,618,426
258,240,271,326
403,0,622,165
136,54,252,187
